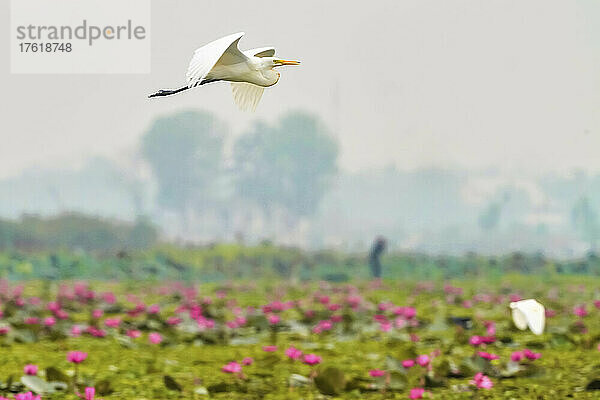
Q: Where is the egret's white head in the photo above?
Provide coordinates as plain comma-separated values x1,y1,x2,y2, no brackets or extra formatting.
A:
252,57,300,87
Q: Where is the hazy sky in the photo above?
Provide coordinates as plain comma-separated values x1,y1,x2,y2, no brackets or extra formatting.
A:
1,0,599,178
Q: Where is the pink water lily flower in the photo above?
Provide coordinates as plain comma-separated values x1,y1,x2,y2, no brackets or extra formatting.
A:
374,315,388,324
480,336,496,344
510,351,523,362
403,307,416,319
85,387,96,400
409,388,426,399
347,295,361,308
484,321,496,335
470,335,495,346
317,320,333,331
402,359,415,368
469,335,483,346
470,372,493,389
14,392,41,400
523,348,541,360
379,321,393,332
67,351,88,364
104,318,120,328
573,305,588,317
242,357,253,365
23,364,38,375
127,329,142,338
102,292,116,304
148,332,163,344
303,353,322,365
369,369,385,377
226,321,238,329
70,325,82,337
477,351,499,360
285,346,303,360
147,304,160,314
222,361,242,373
416,355,430,367
395,317,407,329
86,327,106,338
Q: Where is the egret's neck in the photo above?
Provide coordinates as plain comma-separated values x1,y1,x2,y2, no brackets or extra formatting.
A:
259,69,280,86
248,58,280,87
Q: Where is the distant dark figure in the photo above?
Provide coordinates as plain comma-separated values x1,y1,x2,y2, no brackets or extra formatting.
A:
368,236,387,278
449,316,473,330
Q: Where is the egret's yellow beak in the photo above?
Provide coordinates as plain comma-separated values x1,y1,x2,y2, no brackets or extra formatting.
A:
276,59,301,66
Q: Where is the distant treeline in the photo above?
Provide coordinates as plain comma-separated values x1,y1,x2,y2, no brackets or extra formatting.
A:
0,242,599,281
0,213,158,252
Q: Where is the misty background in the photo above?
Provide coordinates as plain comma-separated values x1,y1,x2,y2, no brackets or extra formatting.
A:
1,0,600,257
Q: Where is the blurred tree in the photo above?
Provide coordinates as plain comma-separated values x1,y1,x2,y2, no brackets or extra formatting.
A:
128,217,159,249
571,197,599,250
478,201,503,231
141,110,227,231
233,111,338,227
0,213,157,252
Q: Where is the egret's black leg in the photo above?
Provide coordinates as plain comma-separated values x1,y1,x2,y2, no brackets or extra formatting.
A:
148,86,189,98
148,79,220,98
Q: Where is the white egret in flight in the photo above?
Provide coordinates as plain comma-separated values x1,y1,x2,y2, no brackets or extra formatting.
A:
510,299,545,335
149,32,300,111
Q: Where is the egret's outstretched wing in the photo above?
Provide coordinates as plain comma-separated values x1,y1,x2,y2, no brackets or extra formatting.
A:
186,32,247,88
511,306,528,330
244,47,275,58
231,82,264,112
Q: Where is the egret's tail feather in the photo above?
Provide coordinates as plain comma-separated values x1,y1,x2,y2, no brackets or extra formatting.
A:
148,86,189,98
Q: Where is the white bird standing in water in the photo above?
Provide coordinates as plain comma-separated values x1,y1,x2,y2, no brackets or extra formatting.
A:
149,32,300,111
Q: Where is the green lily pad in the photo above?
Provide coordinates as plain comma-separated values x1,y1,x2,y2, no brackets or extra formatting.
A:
289,374,310,387
314,366,346,395
20,376,52,394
